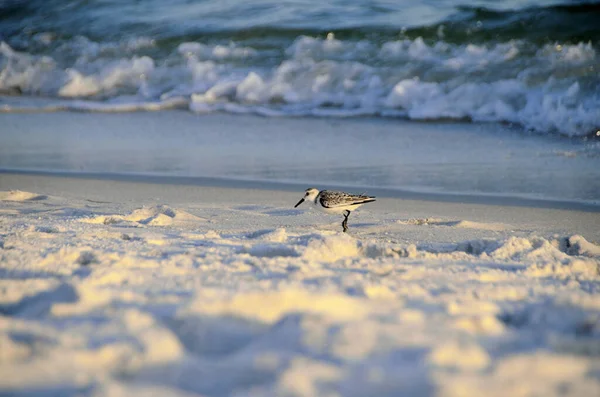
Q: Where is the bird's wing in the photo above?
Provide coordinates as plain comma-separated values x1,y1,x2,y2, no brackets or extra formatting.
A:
320,191,376,208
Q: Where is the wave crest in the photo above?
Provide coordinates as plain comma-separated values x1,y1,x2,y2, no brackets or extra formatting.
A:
1,35,598,137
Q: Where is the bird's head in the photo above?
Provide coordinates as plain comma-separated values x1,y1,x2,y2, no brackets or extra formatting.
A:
294,188,319,208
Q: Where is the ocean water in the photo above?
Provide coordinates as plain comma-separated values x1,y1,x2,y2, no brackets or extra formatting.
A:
1,0,599,137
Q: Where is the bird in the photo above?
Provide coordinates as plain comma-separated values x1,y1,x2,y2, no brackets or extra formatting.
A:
294,188,376,232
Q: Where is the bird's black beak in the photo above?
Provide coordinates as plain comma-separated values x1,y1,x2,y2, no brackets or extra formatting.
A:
294,198,305,208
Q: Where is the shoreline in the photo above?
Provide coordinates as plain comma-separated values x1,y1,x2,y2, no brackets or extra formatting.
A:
2,111,599,205
2,168,600,213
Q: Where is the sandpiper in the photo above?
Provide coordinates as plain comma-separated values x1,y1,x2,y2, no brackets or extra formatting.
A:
294,188,376,232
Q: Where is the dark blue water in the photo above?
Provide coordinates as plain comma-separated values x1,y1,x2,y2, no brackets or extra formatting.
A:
3,0,599,43
1,0,599,137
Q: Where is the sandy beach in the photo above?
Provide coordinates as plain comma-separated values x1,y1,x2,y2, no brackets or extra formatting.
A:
1,171,599,396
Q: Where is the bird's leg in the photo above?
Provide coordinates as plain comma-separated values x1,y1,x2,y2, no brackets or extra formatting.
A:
342,210,350,233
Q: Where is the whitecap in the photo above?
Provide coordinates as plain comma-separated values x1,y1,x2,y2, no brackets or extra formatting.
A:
1,36,598,137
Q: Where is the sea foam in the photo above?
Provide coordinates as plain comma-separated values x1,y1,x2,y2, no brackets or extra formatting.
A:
1,35,598,137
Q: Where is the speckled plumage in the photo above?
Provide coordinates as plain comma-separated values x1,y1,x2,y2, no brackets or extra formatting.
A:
316,190,376,209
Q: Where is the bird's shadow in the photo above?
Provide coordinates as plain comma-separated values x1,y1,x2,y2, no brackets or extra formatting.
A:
349,222,379,228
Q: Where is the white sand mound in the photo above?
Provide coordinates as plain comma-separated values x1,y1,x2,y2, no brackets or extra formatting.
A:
83,205,205,226
187,288,369,323
302,234,360,262
355,235,600,278
82,215,128,225
0,190,47,201
245,228,288,242
438,352,599,397
453,220,507,231
427,342,491,371
559,235,600,258
454,235,598,259
452,236,600,278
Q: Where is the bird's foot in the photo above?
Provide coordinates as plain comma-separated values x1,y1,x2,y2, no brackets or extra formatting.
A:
342,212,349,232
